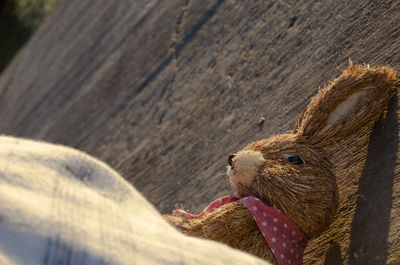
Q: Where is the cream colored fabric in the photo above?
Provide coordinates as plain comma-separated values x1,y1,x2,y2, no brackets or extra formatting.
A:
0,136,269,265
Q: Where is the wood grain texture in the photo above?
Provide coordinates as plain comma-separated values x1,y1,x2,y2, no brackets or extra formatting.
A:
0,0,399,264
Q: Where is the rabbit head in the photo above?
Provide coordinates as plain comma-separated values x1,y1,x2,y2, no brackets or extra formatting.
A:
227,65,397,239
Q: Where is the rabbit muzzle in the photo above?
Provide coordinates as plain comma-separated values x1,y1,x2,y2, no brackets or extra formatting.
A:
227,150,266,189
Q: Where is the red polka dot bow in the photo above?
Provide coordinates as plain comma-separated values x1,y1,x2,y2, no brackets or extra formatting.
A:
174,196,307,265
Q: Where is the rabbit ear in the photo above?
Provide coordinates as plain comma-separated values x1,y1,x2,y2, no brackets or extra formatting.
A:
293,65,397,145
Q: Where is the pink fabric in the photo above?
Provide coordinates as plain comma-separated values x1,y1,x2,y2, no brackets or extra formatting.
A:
240,196,306,265
173,196,307,265
173,196,239,219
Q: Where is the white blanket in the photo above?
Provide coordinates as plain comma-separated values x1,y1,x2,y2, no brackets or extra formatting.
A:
0,136,269,265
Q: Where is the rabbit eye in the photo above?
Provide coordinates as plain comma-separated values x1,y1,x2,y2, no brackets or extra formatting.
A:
286,155,305,165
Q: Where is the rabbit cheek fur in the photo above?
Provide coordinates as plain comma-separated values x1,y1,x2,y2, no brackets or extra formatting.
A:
229,133,338,239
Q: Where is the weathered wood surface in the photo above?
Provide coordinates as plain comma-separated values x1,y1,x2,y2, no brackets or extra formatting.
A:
0,1,399,264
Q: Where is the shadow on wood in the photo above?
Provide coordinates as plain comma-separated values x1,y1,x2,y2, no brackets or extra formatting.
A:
324,94,398,264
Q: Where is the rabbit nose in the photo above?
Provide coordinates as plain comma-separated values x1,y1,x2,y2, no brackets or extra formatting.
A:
228,154,235,166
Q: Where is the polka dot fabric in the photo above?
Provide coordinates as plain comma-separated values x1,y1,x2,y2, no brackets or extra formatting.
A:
174,196,307,265
240,196,306,265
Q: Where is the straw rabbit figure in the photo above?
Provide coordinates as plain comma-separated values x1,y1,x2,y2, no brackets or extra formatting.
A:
164,64,397,265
